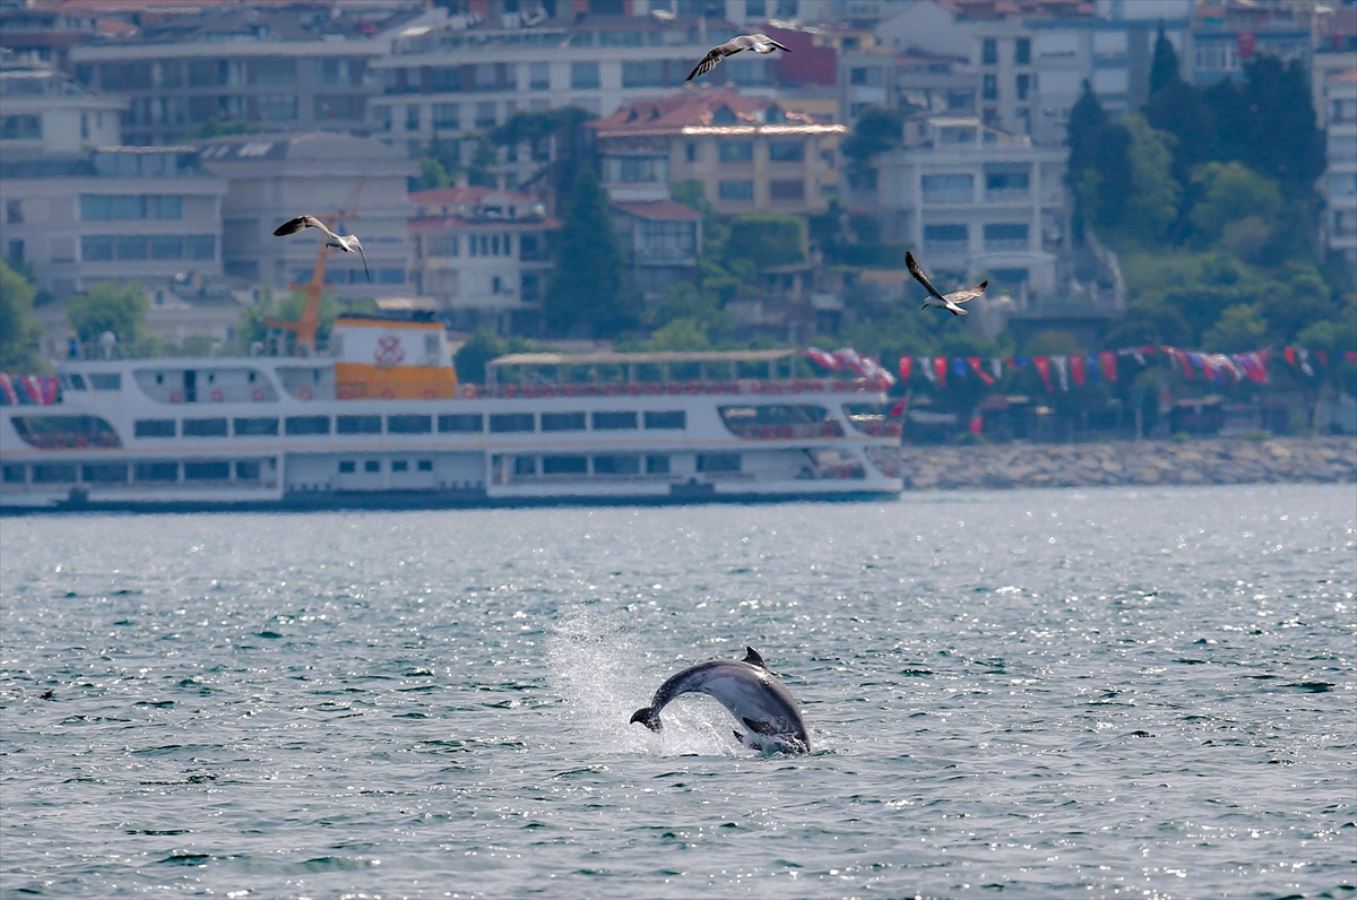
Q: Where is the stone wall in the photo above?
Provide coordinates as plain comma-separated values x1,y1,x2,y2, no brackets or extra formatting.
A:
898,437,1357,490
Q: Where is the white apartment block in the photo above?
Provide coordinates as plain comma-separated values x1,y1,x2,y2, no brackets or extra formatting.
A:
0,147,226,297
870,116,1066,299
0,58,122,157
1323,68,1357,263
198,133,416,302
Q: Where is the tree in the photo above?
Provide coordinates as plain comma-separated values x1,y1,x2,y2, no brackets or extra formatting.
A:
1076,123,1133,232
1065,81,1108,192
725,215,805,269
1121,115,1180,245
1202,303,1268,351
1239,56,1325,189
67,282,148,346
546,165,633,337
1148,21,1182,97
644,318,712,352
0,260,43,371
842,106,904,186
452,329,505,385
412,156,452,192
1189,162,1282,243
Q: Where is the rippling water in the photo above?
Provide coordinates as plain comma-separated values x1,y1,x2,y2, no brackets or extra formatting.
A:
1,484,1354,898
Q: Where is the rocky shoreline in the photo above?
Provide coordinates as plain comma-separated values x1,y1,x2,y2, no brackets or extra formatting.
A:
898,436,1357,491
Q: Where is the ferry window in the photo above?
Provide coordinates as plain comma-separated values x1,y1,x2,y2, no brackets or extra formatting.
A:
82,463,128,483
134,461,178,481
135,419,176,438
646,455,670,474
184,460,230,480
592,411,637,430
234,417,279,436
438,414,483,433
513,456,537,476
541,411,586,431
183,417,228,437
387,414,432,434
543,455,588,475
2,464,25,483
392,459,409,472
644,410,685,429
338,460,356,474
417,459,432,472
337,415,381,434
364,460,381,473
235,460,262,481
286,415,331,435
594,454,640,475
65,374,88,390
89,373,121,390
697,453,741,473
490,413,534,433
33,463,77,483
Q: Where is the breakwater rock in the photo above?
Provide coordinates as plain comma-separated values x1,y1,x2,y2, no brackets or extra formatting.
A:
899,436,1357,491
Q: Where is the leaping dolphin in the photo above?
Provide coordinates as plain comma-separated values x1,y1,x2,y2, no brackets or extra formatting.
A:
629,647,810,753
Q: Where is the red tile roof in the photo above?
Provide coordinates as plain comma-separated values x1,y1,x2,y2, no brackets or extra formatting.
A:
409,186,540,208
611,200,701,222
590,89,825,136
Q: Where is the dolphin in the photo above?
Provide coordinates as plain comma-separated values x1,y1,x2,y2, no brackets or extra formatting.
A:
629,647,810,753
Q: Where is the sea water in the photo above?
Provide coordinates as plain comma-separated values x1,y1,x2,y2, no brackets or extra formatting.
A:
1,484,1354,898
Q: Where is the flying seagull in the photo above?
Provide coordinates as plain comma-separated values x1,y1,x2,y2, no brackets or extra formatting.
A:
906,251,987,316
273,215,370,282
687,33,791,82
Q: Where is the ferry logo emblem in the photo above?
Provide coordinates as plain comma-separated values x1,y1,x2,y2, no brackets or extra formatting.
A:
374,334,405,367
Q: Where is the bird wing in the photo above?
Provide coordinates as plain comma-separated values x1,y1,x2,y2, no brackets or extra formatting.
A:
905,252,946,301
754,35,791,52
688,43,740,81
273,215,337,241
943,280,988,305
353,237,371,282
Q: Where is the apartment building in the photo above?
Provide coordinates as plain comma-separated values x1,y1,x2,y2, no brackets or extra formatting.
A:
67,2,433,146
198,133,416,301
367,13,782,185
407,186,561,333
0,146,226,297
1323,68,1357,264
591,89,845,216
1186,1,1312,88
611,198,700,298
838,48,977,124
868,115,1066,299
0,57,123,158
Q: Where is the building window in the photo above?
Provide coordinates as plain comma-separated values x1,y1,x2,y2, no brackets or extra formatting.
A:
542,455,588,475
983,74,998,100
5,200,21,224
924,224,968,246
1016,73,1030,101
405,105,420,131
541,411,586,431
183,418,228,437
387,414,432,434
475,101,496,129
983,222,1029,249
768,142,804,163
591,411,637,430
134,419,176,438
233,417,279,436
337,415,382,434
489,413,534,433
438,413,483,433
718,142,754,163
622,60,664,88
718,180,754,201
570,62,599,89
0,115,41,140
982,38,997,66
432,103,460,129
285,415,331,435
643,410,685,430
529,61,550,90
770,179,804,201
1016,38,1031,65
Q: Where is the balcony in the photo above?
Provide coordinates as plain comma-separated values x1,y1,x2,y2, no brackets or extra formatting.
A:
922,240,968,258
984,238,1031,252
984,188,1031,203
922,190,974,206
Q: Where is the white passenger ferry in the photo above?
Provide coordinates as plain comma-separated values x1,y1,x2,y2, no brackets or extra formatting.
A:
0,314,902,512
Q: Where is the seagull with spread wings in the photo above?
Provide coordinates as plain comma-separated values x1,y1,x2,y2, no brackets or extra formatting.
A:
273,215,370,282
906,251,987,316
687,33,791,82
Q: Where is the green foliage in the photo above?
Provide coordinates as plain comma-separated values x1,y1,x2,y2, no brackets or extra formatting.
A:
453,330,503,384
642,318,713,352
1121,115,1180,245
1148,22,1182,96
1189,162,1282,243
67,282,148,346
413,156,453,192
1202,303,1268,352
724,215,805,269
0,260,43,371
189,118,258,140
841,107,904,163
547,165,635,338
237,289,344,350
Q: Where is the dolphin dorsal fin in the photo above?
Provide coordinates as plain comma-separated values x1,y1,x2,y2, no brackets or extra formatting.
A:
743,646,768,669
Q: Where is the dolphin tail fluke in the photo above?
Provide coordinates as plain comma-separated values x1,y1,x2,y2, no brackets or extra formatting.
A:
630,707,662,732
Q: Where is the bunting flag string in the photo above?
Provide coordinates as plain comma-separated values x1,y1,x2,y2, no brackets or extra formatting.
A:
0,373,59,406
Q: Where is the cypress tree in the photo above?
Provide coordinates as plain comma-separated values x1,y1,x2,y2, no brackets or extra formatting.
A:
547,165,634,338
1148,21,1182,97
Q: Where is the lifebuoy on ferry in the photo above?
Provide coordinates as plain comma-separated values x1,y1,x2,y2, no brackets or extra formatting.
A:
251,388,266,402
169,389,183,403
423,388,436,399
459,384,477,399
210,387,224,402
297,387,313,401
381,387,396,399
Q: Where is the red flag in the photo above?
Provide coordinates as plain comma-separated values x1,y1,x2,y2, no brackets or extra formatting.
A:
1346,350,1357,363
898,355,913,381
1314,350,1329,368
1099,351,1118,382
889,396,908,417
933,356,948,388
1284,346,1297,368
803,347,836,370
1069,354,1087,386
1033,356,1053,392
966,357,994,385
